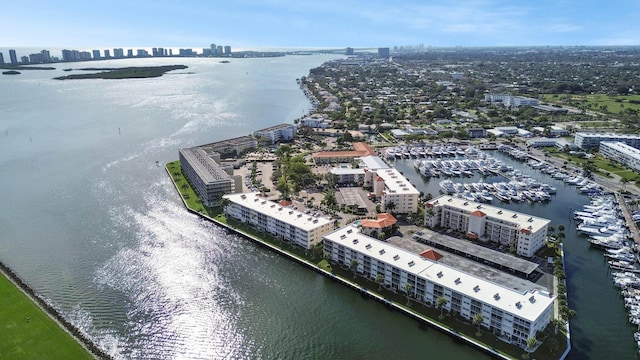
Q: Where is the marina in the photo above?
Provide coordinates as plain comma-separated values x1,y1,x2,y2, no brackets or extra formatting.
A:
391,149,640,359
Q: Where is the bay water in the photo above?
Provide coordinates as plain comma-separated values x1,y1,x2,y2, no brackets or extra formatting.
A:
0,55,486,359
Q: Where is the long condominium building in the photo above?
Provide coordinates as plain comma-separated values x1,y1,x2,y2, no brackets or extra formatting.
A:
599,141,640,172
574,132,640,150
198,135,258,156
323,225,554,348
253,123,297,144
484,94,538,107
179,147,239,207
370,168,420,214
223,192,334,249
425,195,549,258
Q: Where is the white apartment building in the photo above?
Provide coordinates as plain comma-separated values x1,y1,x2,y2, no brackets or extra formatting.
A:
253,123,297,144
484,94,539,108
574,132,640,150
425,196,549,258
300,115,330,128
368,168,419,214
599,141,640,172
179,148,238,207
323,225,555,348
223,192,334,249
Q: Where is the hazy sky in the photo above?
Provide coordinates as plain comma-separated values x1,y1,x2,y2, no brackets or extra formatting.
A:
2,0,639,49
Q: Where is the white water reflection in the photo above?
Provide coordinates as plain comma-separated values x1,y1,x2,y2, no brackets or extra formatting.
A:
95,189,249,359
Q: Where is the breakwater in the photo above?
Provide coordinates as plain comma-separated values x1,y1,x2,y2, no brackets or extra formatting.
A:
0,260,111,359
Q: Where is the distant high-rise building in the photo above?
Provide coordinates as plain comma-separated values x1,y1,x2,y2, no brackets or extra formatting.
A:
157,48,164,57
0,52,4,64
179,48,194,56
224,46,231,54
9,49,17,64
202,48,212,56
137,49,149,57
79,51,92,61
169,49,173,56
20,56,29,64
40,50,50,62
210,43,217,55
152,48,159,56
92,49,101,59
113,48,124,58
377,47,390,58
104,49,111,58
127,49,133,57
216,45,223,55
345,47,354,55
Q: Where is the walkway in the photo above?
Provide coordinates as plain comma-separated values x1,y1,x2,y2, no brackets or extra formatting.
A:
615,192,640,246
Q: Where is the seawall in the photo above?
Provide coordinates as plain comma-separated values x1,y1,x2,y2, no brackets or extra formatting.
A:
0,260,111,359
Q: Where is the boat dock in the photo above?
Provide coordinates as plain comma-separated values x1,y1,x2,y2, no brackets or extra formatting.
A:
616,192,640,247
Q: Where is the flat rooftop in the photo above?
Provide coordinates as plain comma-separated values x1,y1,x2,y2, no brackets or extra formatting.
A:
410,230,540,275
429,195,550,234
385,236,546,295
224,192,332,231
377,168,420,195
325,225,553,322
179,148,231,183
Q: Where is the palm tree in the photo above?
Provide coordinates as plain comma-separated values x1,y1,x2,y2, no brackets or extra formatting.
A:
473,313,483,336
219,196,231,211
557,224,565,233
385,201,396,214
551,318,565,335
525,337,537,358
350,259,359,279
375,274,384,291
437,296,448,319
403,283,412,305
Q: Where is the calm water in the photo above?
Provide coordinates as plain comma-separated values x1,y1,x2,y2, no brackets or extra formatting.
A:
0,55,487,359
394,153,638,360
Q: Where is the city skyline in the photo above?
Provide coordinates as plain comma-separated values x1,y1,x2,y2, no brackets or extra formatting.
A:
0,44,233,65
1,0,639,48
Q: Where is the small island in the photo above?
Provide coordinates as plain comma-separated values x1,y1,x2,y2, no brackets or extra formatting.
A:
54,65,188,80
2,70,21,75
0,65,55,71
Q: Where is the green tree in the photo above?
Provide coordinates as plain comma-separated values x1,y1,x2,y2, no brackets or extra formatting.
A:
525,337,537,359
437,296,448,319
473,313,484,336
351,259,359,279
385,201,396,214
551,318,565,335
375,274,385,291
403,283,412,305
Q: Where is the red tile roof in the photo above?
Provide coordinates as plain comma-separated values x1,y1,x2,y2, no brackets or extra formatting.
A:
312,142,377,159
360,213,397,229
420,249,443,261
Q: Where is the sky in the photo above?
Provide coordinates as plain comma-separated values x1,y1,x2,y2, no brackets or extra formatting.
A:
2,0,640,50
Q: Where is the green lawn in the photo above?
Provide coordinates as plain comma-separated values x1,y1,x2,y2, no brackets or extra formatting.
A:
552,153,640,183
541,93,640,115
0,274,93,359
